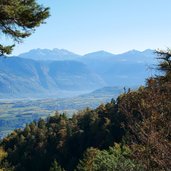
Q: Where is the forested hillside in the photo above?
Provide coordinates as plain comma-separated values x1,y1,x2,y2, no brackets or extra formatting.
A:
0,50,170,170
0,86,123,139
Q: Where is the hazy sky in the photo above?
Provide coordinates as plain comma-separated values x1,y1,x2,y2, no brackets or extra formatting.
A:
12,0,171,55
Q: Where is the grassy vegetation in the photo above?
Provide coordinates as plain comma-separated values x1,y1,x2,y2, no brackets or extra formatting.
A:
0,87,122,139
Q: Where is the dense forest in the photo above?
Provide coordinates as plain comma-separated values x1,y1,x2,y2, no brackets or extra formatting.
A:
0,1,170,170
0,49,170,171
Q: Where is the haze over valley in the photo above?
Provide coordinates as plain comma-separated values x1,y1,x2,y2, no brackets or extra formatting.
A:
0,48,157,99
0,48,158,138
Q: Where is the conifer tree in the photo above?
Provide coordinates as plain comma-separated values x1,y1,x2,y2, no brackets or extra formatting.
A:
0,0,50,55
156,48,171,81
49,160,64,171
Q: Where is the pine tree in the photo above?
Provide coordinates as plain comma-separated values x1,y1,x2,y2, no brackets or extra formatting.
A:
155,48,171,82
0,0,50,55
49,160,64,171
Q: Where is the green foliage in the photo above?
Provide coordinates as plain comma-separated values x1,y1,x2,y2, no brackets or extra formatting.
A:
1,101,124,171
49,160,65,171
156,49,171,73
77,144,144,171
76,148,100,171
0,147,14,171
0,45,14,56
0,0,50,55
0,147,7,162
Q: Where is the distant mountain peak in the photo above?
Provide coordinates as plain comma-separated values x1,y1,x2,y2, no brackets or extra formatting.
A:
52,48,79,56
19,48,80,61
120,49,155,58
84,50,114,58
123,49,141,55
141,49,154,53
18,48,156,62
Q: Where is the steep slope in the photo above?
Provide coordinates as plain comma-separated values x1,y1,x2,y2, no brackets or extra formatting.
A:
0,58,104,98
47,60,105,90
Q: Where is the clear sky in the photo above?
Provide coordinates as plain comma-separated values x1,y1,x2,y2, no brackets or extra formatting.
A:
12,0,171,55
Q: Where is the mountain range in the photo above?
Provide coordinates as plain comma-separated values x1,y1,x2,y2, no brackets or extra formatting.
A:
0,48,157,98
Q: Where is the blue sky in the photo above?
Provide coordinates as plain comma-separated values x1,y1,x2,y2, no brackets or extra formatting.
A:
12,0,171,55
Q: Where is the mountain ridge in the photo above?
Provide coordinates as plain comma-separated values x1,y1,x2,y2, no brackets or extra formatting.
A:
19,48,81,61
0,57,105,98
0,48,158,98
18,48,154,61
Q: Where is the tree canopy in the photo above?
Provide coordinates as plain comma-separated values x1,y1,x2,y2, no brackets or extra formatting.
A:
0,0,50,56
156,48,171,80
